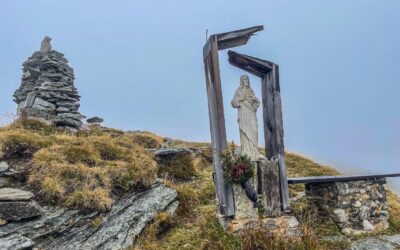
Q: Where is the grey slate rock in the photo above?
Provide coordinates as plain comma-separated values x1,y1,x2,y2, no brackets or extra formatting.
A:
0,178,7,188
0,161,9,172
86,116,104,124
154,147,193,158
0,201,42,221
0,234,34,250
0,182,178,250
362,219,375,231
0,188,34,201
381,235,400,247
350,237,395,250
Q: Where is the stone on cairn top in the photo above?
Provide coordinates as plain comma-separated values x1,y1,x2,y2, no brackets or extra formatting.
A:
13,36,85,129
40,36,52,52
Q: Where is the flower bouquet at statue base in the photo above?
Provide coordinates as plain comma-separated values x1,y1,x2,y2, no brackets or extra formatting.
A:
222,150,260,208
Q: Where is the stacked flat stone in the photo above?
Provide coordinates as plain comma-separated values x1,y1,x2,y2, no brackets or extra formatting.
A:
13,36,84,128
305,179,389,234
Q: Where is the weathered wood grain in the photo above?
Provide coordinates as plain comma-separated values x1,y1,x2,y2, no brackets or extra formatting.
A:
228,50,273,77
203,36,235,217
216,26,264,50
259,158,281,217
261,71,289,212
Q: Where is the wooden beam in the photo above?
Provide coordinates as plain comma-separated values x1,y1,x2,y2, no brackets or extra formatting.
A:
288,173,400,184
204,26,264,57
228,50,274,77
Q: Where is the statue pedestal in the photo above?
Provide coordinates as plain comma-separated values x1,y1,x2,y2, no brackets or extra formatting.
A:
232,182,258,220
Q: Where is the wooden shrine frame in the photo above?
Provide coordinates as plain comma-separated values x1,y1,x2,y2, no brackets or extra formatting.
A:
202,25,289,218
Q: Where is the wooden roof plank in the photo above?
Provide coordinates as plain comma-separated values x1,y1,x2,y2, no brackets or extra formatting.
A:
203,26,264,58
216,25,263,43
227,50,275,77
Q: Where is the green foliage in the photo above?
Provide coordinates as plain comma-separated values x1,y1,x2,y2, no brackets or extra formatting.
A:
222,151,254,185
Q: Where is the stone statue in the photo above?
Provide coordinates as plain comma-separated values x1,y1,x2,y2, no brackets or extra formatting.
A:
40,36,52,52
231,75,261,160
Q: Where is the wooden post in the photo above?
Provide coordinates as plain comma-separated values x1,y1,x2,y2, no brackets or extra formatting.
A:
258,158,281,217
262,65,290,212
203,35,235,217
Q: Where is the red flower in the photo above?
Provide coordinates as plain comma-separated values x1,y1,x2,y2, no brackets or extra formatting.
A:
232,163,247,182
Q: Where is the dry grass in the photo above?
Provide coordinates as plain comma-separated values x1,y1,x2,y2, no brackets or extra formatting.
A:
388,191,400,233
240,225,320,250
0,130,56,158
286,152,340,197
157,153,198,181
0,119,157,211
286,152,339,177
65,188,113,212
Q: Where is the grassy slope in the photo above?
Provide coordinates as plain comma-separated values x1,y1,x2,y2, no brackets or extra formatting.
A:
0,119,161,211
0,120,399,249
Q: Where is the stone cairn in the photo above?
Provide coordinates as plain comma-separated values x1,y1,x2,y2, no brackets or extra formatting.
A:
13,36,84,129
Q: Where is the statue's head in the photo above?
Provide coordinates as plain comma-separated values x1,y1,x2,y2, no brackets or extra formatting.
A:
240,75,250,88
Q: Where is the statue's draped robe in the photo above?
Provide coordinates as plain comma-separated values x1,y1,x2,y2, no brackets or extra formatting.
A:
231,86,260,160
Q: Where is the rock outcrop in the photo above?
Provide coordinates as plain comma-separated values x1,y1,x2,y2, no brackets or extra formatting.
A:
0,188,42,222
13,36,84,129
154,147,193,159
0,188,34,201
350,236,400,250
0,182,178,250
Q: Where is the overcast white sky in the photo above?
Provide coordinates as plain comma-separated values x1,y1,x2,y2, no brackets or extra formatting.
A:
1,0,399,191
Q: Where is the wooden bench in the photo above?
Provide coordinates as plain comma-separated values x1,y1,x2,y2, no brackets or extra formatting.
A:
288,173,400,184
